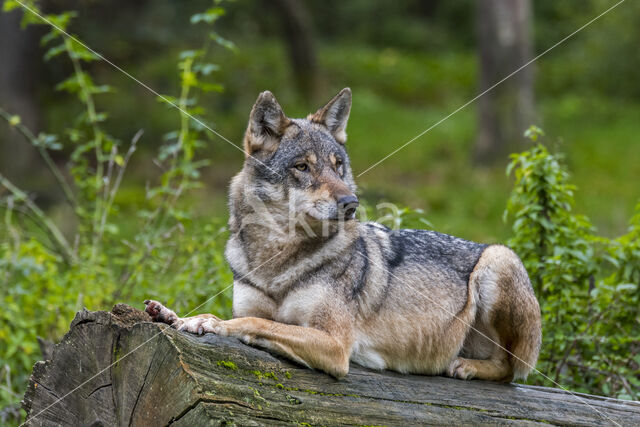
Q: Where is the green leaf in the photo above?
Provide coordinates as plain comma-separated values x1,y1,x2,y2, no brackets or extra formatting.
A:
209,31,236,51
34,133,62,150
191,7,225,25
615,283,637,292
44,43,67,61
3,0,21,12
8,115,21,126
179,50,200,60
195,63,220,76
199,82,224,93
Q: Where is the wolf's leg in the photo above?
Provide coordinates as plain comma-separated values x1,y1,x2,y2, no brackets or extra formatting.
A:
448,245,542,382
447,355,512,381
448,317,513,381
144,300,222,335
208,316,352,378
144,300,352,378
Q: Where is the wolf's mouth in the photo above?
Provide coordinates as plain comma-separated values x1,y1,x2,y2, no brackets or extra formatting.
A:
337,196,359,219
327,213,356,222
305,212,355,222
306,197,358,222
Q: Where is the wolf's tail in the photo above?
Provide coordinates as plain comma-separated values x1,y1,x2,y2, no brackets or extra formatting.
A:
499,248,542,380
509,264,542,380
471,245,542,381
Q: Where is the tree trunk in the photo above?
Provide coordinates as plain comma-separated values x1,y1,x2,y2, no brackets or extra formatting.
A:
272,0,320,104
23,305,640,426
474,0,535,165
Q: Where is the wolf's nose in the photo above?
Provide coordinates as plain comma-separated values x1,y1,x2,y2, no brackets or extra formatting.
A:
337,195,359,219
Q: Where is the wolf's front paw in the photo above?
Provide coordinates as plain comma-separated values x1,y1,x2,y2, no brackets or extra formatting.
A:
446,357,477,380
144,300,179,325
175,317,219,335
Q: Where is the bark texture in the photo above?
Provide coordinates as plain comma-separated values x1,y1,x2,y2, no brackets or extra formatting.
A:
23,305,640,426
272,0,319,104
475,0,535,165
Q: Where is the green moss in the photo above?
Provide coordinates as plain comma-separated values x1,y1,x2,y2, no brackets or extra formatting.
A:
264,371,279,381
252,369,279,381
216,360,238,370
280,385,360,398
113,346,123,363
285,371,292,379
286,394,302,405
276,383,284,389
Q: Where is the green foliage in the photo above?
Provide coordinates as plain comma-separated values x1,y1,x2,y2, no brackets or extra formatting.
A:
0,0,234,421
505,126,639,400
357,201,433,231
1,1,639,422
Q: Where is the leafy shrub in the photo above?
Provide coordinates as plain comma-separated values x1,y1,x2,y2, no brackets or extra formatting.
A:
0,0,234,421
1,1,639,423
505,126,639,399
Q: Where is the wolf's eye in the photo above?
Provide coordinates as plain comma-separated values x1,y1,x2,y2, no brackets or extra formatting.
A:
335,159,343,168
295,163,308,172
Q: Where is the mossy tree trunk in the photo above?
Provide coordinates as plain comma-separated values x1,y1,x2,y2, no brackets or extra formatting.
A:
23,305,640,426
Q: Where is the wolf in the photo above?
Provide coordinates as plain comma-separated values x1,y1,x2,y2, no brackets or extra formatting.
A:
145,88,542,381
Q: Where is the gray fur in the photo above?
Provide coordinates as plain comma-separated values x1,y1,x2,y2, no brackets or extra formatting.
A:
148,89,541,382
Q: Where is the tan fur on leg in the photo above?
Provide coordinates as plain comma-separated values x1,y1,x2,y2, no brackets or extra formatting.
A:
214,317,352,378
144,300,352,378
447,355,512,382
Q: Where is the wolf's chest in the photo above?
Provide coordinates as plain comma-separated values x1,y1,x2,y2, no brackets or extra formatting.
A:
273,284,329,327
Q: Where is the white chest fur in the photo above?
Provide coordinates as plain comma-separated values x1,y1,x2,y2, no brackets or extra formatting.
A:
275,284,328,327
233,280,329,328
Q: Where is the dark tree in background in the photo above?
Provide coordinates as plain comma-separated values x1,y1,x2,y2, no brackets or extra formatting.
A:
0,8,40,181
474,0,534,165
272,0,320,104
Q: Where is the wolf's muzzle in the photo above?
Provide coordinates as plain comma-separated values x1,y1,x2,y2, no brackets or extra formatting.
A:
337,195,359,219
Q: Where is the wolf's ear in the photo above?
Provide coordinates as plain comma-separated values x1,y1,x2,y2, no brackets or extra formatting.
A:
244,91,290,157
310,87,352,144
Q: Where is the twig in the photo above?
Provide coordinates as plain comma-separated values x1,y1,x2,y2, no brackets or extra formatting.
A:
0,174,76,264
96,130,142,244
0,107,77,211
1,200,56,244
2,197,21,284
554,306,609,382
63,36,105,263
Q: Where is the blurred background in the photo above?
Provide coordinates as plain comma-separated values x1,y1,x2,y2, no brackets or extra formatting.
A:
2,0,639,241
2,0,640,420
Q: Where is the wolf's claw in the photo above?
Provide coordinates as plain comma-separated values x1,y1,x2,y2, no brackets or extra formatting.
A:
446,357,477,380
144,299,179,325
144,300,220,335
176,317,217,335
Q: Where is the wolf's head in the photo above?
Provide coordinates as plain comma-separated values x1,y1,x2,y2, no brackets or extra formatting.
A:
237,88,357,230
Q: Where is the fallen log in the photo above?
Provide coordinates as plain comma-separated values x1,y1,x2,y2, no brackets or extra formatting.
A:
22,304,640,426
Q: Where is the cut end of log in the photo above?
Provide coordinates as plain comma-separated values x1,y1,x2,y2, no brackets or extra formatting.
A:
22,305,640,426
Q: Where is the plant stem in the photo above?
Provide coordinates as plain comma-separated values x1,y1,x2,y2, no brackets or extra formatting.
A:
96,130,142,244
0,174,76,264
64,37,105,263
0,108,77,211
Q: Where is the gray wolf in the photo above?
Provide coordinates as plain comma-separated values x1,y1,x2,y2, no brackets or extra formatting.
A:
145,88,542,381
